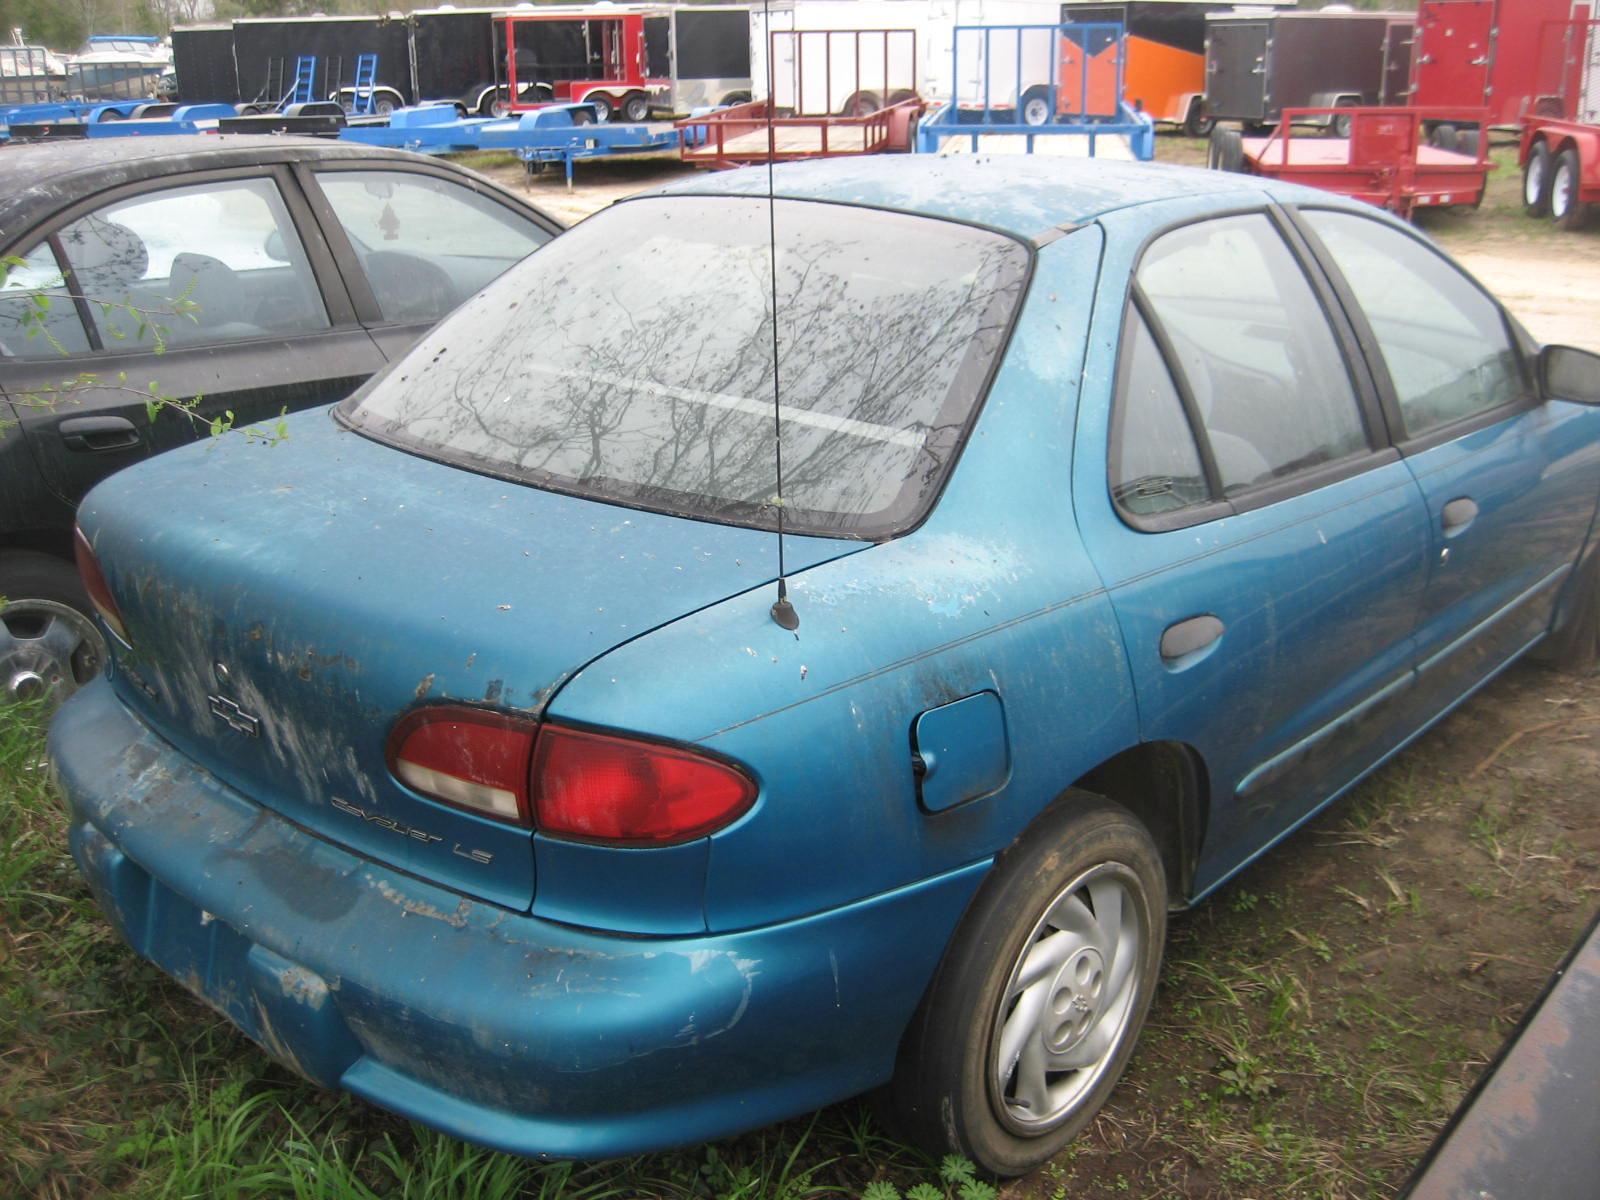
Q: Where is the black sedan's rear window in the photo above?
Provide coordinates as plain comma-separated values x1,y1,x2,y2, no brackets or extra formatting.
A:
340,196,1029,538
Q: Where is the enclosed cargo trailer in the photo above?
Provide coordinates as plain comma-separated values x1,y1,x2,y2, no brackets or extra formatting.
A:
1205,10,1415,132
1411,0,1590,130
1061,0,1291,134
232,16,412,113
171,26,239,105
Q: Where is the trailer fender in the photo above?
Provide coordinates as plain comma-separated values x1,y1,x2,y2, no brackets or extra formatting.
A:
1551,129,1600,184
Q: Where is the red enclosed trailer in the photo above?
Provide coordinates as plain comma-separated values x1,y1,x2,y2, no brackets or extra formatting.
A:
497,8,663,123
1520,18,1600,229
1410,0,1591,129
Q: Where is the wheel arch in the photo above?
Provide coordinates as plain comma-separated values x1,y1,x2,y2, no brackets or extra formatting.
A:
1062,740,1209,907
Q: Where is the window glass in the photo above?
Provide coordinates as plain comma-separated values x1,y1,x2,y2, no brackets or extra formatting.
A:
315,171,550,325
1112,310,1209,517
56,178,328,351
1139,214,1369,495
1303,209,1523,437
342,196,1029,538
0,241,91,359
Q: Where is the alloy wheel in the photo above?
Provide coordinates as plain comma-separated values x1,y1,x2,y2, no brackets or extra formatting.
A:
1,598,105,706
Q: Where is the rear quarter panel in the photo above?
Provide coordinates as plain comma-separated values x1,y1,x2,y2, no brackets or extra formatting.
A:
545,225,1145,933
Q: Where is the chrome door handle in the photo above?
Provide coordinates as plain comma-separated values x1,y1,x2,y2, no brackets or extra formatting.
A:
1442,497,1479,537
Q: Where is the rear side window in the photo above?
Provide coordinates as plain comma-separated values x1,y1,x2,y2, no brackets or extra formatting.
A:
341,196,1029,538
1111,310,1208,517
1138,214,1369,495
1301,209,1524,438
315,171,551,326
0,241,91,359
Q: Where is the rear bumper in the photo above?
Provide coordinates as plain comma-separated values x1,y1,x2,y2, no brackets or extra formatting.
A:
51,679,989,1159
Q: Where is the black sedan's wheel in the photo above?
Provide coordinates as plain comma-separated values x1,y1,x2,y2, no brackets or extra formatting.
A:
1208,126,1245,173
1552,147,1590,231
1525,141,1555,217
0,553,107,707
884,797,1166,1176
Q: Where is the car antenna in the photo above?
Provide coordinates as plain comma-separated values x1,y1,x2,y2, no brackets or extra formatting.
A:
763,0,799,632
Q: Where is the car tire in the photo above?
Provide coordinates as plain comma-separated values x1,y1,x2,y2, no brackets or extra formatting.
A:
1535,546,1600,673
0,551,107,706
1208,126,1245,173
1525,140,1554,217
1552,147,1590,232
884,795,1166,1177
1183,97,1213,138
621,92,649,123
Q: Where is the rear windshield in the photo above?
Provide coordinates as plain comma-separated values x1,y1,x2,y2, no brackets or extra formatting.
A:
339,196,1029,538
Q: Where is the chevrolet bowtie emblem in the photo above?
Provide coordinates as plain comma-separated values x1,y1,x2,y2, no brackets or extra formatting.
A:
207,694,261,738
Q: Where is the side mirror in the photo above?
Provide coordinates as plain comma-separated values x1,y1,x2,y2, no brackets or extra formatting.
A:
1540,344,1600,406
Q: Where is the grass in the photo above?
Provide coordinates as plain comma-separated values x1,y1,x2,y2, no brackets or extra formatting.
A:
4,658,1596,1198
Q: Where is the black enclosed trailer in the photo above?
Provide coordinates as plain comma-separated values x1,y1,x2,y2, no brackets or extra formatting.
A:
231,15,412,113
170,25,239,104
1205,10,1416,131
410,7,505,115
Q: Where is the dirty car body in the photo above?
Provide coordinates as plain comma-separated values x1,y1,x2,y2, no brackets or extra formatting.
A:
50,156,1600,1167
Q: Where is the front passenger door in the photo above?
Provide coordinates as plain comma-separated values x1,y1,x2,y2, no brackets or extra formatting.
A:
1296,208,1600,712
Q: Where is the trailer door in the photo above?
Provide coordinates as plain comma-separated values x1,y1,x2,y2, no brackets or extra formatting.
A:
1411,0,1493,109
1381,20,1414,105
1206,21,1269,121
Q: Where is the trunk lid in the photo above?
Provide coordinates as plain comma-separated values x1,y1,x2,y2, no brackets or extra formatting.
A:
78,408,859,909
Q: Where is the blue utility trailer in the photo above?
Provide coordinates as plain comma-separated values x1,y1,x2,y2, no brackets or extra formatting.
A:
915,22,1154,161
1,100,154,143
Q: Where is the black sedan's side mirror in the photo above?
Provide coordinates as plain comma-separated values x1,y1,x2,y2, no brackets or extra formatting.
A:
1539,344,1600,406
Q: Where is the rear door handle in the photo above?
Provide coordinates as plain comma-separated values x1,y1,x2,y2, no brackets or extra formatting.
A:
1441,497,1479,537
58,415,141,453
1160,614,1225,663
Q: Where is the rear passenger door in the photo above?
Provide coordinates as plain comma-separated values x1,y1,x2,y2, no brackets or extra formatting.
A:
1073,205,1432,892
1294,207,1600,711
0,167,385,508
297,163,557,361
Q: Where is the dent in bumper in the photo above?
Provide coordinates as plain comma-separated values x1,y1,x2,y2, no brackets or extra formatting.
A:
51,679,989,1158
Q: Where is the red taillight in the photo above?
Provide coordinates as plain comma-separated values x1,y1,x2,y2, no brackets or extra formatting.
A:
387,706,537,825
72,524,129,646
531,725,757,846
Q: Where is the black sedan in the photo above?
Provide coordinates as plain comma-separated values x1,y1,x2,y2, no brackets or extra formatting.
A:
0,136,560,703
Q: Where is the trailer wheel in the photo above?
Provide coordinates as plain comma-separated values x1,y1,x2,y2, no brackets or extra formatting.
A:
621,92,650,123
840,91,881,117
1431,123,1459,153
570,107,594,127
587,92,615,123
1551,147,1591,232
1019,86,1053,127
718,90,753,107
1207,126,1245,173
1330,100,1358,140
1182,97,1213,138
1524,140,1554,217
1455,128,1481,159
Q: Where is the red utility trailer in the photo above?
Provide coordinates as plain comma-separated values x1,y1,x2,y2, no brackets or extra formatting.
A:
1520,18,1600,229
1209,106,1492,218
678,28,922,168
497,8,661,123
1410,0,1591,130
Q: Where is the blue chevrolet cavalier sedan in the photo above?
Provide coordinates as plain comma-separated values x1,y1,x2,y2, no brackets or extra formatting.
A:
50,156,1600,1175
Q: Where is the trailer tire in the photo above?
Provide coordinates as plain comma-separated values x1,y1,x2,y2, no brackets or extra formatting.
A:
1182,97,1213,138
718,90,753,107
1552,147,1590,232
1207,126,1244,173
621,92,649,123
1455,128,1481,159
587,92,615,123
1431,123,1459,153
840,90,881,117
1019,86,1052,127
1524,140,1554,217
570,107,594,127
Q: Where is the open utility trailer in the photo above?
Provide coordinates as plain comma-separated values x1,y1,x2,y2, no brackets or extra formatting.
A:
1208,106,1491,217
914,22,1153,159
679,27,922,168
1520,18,1600,231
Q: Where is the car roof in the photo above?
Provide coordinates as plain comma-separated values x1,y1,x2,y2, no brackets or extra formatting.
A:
645,155,1332,241
0,137,443,241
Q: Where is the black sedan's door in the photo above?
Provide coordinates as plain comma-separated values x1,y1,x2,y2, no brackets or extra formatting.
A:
0,165,386,512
